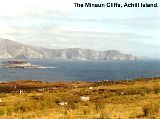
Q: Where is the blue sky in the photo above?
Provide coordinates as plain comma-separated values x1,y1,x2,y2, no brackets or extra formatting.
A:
0,0,160,58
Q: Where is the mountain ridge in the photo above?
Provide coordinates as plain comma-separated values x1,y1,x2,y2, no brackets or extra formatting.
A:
0,38,137,60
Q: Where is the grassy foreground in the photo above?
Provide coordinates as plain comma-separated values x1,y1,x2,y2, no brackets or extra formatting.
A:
0,78,160,119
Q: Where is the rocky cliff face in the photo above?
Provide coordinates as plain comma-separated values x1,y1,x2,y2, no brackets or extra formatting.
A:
0,38,137,60
0,39,49,59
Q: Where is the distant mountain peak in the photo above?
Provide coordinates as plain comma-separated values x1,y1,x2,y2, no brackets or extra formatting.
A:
0,38,13,42
0,39,137,60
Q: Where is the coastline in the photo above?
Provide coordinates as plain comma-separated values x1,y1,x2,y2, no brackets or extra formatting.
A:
0,77,159,93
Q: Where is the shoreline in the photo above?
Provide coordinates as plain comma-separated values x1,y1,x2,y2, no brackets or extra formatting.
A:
0,77,159,118
0,77,159,93
1,76,159,83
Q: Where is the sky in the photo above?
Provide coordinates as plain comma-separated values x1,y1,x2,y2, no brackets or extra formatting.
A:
0,0,160,58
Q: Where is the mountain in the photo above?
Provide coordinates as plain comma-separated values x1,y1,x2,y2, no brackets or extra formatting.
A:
0,38,137,60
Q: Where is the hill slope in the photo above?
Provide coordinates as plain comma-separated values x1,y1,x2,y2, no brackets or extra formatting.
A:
0,38,137,60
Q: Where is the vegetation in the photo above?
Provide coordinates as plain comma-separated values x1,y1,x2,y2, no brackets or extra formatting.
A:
0,78,160,119
142,102,160,118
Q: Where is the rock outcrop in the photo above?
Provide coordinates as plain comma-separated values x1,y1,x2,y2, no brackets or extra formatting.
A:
0,38,137,60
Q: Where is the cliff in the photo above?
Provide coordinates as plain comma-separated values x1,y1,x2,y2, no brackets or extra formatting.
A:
0,38,137,60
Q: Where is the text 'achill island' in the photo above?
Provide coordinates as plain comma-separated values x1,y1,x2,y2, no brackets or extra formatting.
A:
74,3,158,8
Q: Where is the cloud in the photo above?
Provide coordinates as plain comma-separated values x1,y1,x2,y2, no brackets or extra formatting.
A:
58,17,160,30
3,29,159,58
117,17,160,30
0,0,73,18
0,0,159,58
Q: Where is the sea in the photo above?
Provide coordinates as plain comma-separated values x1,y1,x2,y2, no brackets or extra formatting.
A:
0,60,160,82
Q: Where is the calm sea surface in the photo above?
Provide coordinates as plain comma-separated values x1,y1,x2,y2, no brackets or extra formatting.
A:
0,60,160,82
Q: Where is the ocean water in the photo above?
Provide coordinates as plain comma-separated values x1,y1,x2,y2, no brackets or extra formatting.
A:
0,60,160,82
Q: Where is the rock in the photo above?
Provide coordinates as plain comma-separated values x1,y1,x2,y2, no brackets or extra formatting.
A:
0,38,138,60
59,102,68,106
80,96,90,101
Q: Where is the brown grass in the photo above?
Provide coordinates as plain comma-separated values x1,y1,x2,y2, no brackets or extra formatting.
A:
0,77,160,119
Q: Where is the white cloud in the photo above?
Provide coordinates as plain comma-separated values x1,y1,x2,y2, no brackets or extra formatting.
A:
0,0,73,17
0,0,160,58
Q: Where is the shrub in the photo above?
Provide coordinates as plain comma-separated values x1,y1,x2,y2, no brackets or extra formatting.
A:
98,113,111,119
14,104,31,113
140,92,146,96
143,102,160,118
144,88,152,94
154,87,160,94
67,101,77,110
125,89,144,95
95,101,105,111
83,108,90,115
55,99,61,104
